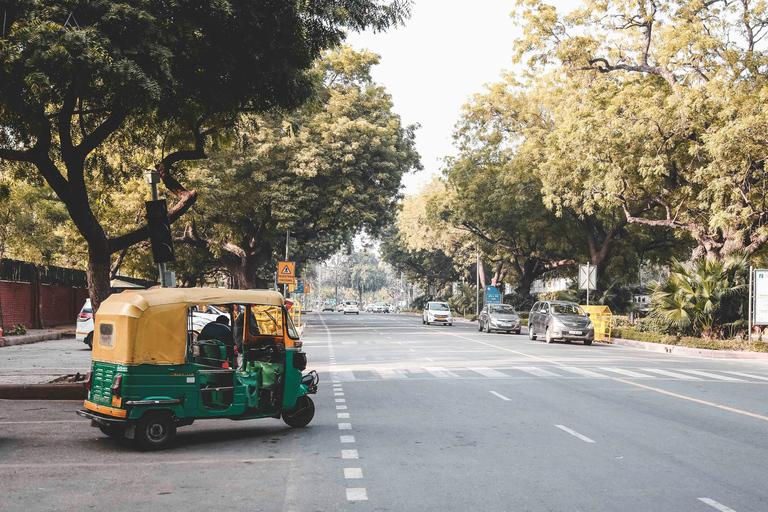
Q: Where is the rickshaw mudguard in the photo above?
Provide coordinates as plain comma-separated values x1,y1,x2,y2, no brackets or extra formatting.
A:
280,350,304,410
126,399,187,421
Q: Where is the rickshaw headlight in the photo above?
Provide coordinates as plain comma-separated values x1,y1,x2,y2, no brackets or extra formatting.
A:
110,374,123,397
294,340,303,349
85,371,93,390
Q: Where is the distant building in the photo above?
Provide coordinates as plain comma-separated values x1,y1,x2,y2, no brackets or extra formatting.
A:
530,277,572,294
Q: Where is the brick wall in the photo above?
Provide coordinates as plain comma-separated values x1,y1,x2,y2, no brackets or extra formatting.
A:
0,281,89,329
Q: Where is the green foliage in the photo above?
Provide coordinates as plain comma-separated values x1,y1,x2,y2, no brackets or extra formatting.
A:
8,324,27,336
649,254,748,338
447,283,477,316
410,295,433,311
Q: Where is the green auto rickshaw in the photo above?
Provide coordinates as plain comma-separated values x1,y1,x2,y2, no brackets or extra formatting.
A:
77,288,318,450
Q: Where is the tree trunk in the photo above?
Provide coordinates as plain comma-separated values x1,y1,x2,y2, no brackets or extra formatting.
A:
86,241,113,312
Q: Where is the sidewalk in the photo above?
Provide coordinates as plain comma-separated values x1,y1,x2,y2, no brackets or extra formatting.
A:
0,324,76,347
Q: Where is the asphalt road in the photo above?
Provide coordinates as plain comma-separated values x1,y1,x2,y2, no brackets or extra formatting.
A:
2,312,768,511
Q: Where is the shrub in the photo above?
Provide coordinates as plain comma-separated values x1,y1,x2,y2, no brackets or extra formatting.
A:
410,295,434,311
9,324,27,335
465,314,478,322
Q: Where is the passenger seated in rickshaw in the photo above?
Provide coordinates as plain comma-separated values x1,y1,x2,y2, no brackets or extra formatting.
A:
198,315,236,367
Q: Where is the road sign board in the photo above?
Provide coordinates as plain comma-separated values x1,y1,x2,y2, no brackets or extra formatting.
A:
278,261,295,278
485,286,502,304
579,264,597,290
295,282,305,293
304,283,311,294
277,276,295,284
754,269,768,324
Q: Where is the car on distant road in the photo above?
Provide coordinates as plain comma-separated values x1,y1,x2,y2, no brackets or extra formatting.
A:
479,304,521,334
323,300,336,312
372,302,390,313
344,301,360,314
422,301,453,325
76,299,94,348
336,303,345,312
528,300,594,345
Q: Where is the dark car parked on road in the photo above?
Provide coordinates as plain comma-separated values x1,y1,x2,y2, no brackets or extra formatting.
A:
528,300,594,345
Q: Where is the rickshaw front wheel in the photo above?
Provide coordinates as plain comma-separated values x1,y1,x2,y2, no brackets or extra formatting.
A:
135,411,177,450
282,396,315,428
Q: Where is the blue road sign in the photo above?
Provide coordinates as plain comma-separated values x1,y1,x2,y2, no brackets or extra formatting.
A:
485,286,502,304
295,282,305,293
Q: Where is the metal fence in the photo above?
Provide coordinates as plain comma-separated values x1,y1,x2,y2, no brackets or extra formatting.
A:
0,259,155,289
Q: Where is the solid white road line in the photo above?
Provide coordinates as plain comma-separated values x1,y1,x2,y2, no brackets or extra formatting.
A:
514,366,560,377
490,391,511,401
677,369,745,382
344,468,363,479
642,368,701,380
470,367,509,378
555,425,596,443
342,450,359,459
698,498,737,511
561,367,609,379
346,488,368,501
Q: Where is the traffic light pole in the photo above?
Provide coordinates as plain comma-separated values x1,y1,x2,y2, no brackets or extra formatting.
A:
145,170,167,287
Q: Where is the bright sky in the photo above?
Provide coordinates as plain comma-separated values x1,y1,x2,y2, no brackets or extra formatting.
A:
345,0,530,196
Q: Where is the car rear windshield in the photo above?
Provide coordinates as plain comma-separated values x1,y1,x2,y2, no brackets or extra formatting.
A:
431,303,450,311
552,304,585,316
490,305,516,314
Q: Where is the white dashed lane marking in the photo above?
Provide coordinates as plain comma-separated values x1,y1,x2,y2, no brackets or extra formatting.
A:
490,391,511,401
699,498,737,511
342,450,359,459
556,425,596,443
344,468,363,479
346,488,368,501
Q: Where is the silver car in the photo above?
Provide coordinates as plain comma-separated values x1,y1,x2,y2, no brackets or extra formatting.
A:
528,300,594,345
478,304,521,334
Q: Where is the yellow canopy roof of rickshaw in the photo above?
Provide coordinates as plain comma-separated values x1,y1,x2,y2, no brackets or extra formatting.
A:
91,288,285,365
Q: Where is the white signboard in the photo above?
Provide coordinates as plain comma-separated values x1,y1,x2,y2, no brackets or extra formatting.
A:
754,269,768,325
579,264,597,290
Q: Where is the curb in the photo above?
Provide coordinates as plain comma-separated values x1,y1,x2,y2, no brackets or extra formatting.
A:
0,383,87,400
609,337,768,360
0,329,74,347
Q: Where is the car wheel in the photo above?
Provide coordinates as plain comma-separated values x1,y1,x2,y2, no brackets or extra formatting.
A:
283,395,315,428
486,321,492,333
134,411,176,451
478,321,483,332
515,329,521,335
545,328,553,344
99,423,124,438
528,327,536,340
356,312,359,315
423,319,426,325
584,339,593,346
448,323,452,326
85,332,93,349
506,330,511,334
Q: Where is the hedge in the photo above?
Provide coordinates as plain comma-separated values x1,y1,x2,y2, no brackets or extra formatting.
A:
611,327,768,353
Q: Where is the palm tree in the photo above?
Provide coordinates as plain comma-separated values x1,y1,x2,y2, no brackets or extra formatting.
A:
649,254,748,338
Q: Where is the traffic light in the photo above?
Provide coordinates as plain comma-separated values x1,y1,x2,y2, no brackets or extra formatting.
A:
145,200,175,263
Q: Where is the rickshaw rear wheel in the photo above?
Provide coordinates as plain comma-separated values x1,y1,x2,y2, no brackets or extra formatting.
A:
135,411,176,451
283,396,315,428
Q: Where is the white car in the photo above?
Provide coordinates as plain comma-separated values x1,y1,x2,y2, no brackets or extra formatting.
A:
189,305,232,334
344,301,360,314
422,301,453,325
76,299,95,348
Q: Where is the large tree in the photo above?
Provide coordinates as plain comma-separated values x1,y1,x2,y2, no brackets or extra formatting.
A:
178,47,421,288
512,0,768,261
0,0,411,309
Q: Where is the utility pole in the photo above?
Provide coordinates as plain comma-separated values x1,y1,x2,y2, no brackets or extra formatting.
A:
475,239,479,317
